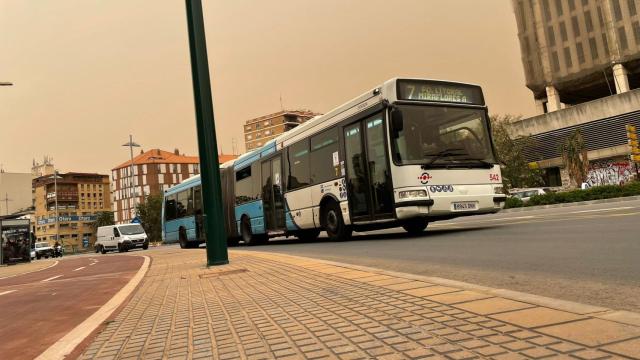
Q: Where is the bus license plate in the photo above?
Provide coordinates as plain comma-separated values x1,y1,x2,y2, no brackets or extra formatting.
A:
452,202,478,211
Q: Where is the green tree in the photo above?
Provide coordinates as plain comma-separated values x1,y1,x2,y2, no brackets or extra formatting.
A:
93,211,115,229
560,129,589,187
490,114,544,190
136,194,163,243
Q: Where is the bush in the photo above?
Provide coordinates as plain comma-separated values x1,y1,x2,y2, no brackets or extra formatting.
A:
520,181,640,207
504,197,524,209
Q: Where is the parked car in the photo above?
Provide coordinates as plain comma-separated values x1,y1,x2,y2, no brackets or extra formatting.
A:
95,224,149,254
30,248,36,260
33,242,54,259
509,188,552,202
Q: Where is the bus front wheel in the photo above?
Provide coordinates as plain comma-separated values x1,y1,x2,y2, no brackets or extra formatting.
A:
322,201,352,242
402,218,429,235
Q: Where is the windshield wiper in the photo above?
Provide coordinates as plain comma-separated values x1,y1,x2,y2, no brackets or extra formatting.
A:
423,148,467,167
455,157,495,168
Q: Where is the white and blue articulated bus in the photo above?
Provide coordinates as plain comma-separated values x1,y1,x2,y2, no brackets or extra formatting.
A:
163,78,506,247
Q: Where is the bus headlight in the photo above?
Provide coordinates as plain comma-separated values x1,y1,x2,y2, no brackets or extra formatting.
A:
494,186,504,194
399,190,427,199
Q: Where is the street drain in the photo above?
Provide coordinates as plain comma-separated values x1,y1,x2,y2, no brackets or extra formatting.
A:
199,268,248,278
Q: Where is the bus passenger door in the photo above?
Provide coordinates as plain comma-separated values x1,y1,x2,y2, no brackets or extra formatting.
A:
343,113,394,221
262,156,286,231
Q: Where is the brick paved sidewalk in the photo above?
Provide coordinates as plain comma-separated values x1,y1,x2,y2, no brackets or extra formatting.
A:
79,249,640,360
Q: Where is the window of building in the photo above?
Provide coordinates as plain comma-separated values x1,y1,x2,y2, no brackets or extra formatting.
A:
255,123,261,129
633,21,640,44
613,0,623,21
576,42,585,63
173,164,178,173
571,16,580,36
597,6,604,26
560,21,568,41
247,134,252,140
264,120,271,126
158,174,164,184
582,0,589,6
265,130,271,135
618,26,629,50
568,0,575,11
193,164,199,174
602,33,610,57
310,127,340,185
630,0,638,16
585,10,594,32
552,51,561,71
542,0,552,21
286,140,311,190
547,26,556,46
555,0,564,16
564,47,573,68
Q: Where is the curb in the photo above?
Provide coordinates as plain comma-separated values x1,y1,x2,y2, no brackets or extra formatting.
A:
0,260,59,280
35,255,151,360
246,251,640,327
501,195,640,213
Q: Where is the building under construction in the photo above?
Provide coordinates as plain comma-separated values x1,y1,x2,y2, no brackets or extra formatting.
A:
511,0,640,187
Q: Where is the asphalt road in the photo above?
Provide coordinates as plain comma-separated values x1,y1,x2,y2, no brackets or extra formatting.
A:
0,254,144,360
244,199,640,313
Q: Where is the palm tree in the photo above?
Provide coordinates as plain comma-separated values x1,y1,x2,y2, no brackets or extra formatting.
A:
560,129,589,187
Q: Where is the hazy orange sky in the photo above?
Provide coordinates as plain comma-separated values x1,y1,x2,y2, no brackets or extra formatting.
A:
1,0,535,175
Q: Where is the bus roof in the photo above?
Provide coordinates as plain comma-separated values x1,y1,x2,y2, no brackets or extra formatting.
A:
165,174,201,196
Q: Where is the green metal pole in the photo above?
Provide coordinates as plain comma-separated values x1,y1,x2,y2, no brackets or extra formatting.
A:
185,0,228,266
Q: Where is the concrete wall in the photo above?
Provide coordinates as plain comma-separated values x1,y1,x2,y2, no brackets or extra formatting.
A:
510,88,640,137
0,173,32,215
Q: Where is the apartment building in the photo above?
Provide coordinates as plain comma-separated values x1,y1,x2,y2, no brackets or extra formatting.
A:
244,110,319,151
33,172,111,250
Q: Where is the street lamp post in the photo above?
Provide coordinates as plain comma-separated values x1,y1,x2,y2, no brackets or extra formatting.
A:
53,171,62,247
122,135,141,221
185,0,229,266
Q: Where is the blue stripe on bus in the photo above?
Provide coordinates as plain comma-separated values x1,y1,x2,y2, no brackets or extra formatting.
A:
284,199,299,231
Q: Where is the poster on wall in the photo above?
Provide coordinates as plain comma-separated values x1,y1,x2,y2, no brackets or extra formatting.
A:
0,219,32,265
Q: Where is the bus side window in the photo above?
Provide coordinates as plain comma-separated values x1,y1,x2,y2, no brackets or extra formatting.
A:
310,127,340,184
176,190,189,218
235,166,253,205
286,139,311,190
193,186,202,215
165,195,177,221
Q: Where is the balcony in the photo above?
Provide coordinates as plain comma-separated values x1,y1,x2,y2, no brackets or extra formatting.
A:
46,191,79,203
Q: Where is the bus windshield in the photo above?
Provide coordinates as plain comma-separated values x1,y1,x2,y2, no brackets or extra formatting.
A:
391,105,496,167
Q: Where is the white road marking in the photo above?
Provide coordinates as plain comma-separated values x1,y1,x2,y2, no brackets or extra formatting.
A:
41,275,62,282
0,290,17,296
569,206,634,214
73,267,85,271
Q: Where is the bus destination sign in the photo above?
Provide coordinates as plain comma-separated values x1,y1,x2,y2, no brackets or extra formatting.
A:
397,80,484,105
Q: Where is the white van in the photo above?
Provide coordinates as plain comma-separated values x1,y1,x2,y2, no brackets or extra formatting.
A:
95,224,149,254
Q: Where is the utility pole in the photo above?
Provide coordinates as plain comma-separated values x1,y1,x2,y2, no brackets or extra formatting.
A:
2,193,13,215
54,171,60,245
185,0,228,266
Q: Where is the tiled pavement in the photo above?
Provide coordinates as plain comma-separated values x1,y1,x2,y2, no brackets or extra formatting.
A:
79,250,640,359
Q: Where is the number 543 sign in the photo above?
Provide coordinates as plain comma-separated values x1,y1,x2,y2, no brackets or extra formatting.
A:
489,174,500,182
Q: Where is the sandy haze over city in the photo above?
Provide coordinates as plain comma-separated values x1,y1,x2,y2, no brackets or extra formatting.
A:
0,0,535,175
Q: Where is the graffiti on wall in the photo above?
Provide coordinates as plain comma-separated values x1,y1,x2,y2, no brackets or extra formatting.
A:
585,159,636,187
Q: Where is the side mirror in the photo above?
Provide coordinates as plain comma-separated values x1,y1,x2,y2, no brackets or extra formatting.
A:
390,107,404,134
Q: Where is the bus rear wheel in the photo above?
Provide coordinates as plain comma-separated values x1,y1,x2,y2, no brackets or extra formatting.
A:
323,201,352,242
402,218,429,235
179,228,189,249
